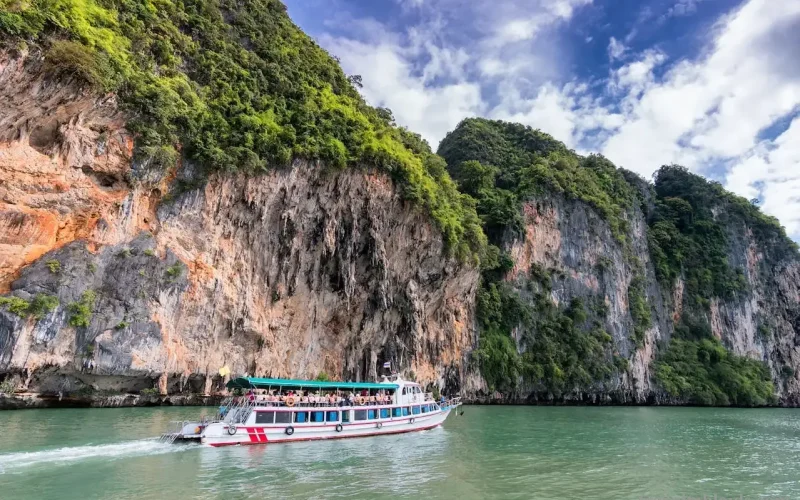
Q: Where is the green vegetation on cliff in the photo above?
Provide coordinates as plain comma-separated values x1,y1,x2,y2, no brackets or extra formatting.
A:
440,119,632,394
655,337,775,406
0,0,484,260
648,165,797,308
441,120,784,404
0,294,59,319
647,165,794,406
439,118,638,243
68,290,96,327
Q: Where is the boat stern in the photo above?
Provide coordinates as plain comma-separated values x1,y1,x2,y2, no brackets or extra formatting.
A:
159,420,205,443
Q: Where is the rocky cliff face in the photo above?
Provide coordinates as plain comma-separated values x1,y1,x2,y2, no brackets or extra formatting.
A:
2,50,799,408
708,225,800,404
493,189,800,405
0,53,478,401
502,193,671,403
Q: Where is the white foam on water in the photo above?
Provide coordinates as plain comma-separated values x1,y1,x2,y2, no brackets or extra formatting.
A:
0,438,194,473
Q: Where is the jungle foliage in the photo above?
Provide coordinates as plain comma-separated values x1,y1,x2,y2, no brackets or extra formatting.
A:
0,0,484,260
439,118,639,244
648,165,797,308
440,119,631,393
655,336,775,407
647,165,795,405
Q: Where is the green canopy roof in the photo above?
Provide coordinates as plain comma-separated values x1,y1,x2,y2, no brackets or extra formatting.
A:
226,377,399,391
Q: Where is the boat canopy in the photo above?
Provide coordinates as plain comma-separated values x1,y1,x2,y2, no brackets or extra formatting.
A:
225,377,399,391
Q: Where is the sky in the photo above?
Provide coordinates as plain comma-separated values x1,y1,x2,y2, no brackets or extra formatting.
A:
284,0,800,239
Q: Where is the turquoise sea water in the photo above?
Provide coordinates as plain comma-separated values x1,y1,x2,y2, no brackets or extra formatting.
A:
0,406,798,499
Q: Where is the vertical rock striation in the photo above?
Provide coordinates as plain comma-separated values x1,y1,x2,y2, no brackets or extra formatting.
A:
0,53,478,401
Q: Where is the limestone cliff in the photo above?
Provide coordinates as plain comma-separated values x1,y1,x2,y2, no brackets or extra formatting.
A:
2,44,800,409
439,117,800,407
500,193,671,403
498,190,800,405
0,52,478,402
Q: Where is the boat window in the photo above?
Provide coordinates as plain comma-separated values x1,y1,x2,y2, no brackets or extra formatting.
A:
354,410,367,421
421,405,428,413
368,409,376,420
412,406,420,415
392,407,402,417
311,411,325,423
326,411,339,422
275,412,292,424
342,410,350,423
402,407,410,417
255,411,275,424
402,388,406,395
293,411,310,423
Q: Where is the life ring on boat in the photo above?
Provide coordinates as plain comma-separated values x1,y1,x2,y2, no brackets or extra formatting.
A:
409,418,415,424
335,424,343,432
227,425,237,436
358,396,366,405
285,396,296,407
285,426,295,436
376,422,382,429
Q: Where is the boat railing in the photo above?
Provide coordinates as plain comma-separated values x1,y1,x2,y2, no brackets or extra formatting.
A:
221,394,456,410
220,397,256,425
441,396,462,409
241,396,400,407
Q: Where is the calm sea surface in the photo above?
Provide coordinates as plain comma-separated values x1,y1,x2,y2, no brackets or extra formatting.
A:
0,406,798,499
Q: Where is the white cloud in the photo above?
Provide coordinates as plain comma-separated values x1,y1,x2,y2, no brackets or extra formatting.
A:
607,37,627,61
662,0,702,21
316,0,593,146
490,0,591,44
601,0,800,177
396,0,425,10
320,35,484,146
725,117,800,236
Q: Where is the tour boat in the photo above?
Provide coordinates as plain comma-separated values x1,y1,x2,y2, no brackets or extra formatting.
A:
161,375,462,446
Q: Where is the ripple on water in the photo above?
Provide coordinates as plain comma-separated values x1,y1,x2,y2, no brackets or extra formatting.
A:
2,407,800,499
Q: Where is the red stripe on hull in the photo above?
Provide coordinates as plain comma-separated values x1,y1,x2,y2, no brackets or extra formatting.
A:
208,422,442,447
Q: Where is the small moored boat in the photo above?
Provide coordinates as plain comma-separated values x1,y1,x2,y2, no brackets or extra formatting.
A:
161,375,461,446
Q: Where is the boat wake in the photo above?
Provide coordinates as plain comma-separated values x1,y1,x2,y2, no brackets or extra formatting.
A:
0,438,194,473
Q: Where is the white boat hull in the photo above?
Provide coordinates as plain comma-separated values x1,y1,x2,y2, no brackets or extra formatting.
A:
201,408,452,446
